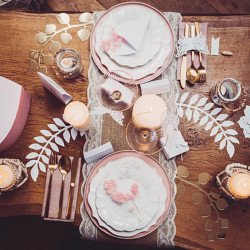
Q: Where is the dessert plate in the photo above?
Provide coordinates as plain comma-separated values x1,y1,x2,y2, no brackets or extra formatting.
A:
91,2,174,84
95,165,159,232
101,12,162,67
85,151,171,239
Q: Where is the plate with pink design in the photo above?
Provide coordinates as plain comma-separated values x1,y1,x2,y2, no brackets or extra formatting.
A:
85,151,171,239
95,166,159,232
90,2,174,84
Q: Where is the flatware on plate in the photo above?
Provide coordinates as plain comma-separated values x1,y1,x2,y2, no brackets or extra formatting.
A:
58,155,71,218
66,151,80,220
195,22,206,83
44,152,58,218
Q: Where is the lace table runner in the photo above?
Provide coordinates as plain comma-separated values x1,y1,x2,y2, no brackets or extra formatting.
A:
80,11,182,247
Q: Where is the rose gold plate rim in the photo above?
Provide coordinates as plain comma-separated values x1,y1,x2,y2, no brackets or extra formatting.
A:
84,150,172,240
90,2,175,85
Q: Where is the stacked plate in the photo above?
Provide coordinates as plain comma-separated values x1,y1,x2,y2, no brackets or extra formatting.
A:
84,151,171,239
91,2,174,84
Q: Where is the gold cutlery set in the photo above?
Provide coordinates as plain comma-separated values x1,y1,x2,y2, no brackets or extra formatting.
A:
180,22,207,88
43,152,80,220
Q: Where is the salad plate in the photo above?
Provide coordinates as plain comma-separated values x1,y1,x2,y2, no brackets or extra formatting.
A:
101,12,163,67
95,165,159,232
85,151,171,239
90,2,174,84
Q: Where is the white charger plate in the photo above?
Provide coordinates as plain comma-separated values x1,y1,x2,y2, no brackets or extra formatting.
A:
102,12,162,67
91,2,174,83
88,156,167,237
95,166,159,232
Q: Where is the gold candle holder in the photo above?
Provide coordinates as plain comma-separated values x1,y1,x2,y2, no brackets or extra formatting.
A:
0,158,28,194
216,163,250,200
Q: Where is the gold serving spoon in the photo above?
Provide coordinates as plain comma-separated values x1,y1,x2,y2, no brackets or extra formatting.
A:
186,25,199,85
58,155,71,219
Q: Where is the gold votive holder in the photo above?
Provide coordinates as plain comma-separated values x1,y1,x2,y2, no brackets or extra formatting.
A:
54,48,83,80
216,163,250,200
0,158,28,194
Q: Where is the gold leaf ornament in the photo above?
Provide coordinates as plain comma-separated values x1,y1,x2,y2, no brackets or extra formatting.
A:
204,219,215,231
192,191,203,205
200,204,211,217
177,183,186,196
29,50,39,60
57,13,70,25
35,32,47,44
45,24,56,35
42,54,53,65
30,60,38,70
79,12,93,23
60,32,72,45
177,165,189,178
198,172,212,185
49,41,61,54
39,66,47,74
215,198,229,210
77,29,90,41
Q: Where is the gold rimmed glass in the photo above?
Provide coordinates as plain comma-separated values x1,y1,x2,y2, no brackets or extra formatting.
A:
126,112,168,155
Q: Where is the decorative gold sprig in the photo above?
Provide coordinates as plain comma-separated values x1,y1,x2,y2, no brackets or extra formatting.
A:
29,12,93,74
176,164,229,241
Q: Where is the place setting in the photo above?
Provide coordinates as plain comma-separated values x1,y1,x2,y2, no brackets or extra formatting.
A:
0,1,249,249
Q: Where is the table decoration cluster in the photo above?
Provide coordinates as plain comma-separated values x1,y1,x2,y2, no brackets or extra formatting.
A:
0,1,249,249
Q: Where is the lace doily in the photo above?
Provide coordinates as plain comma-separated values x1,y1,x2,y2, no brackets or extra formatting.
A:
80,11,182,247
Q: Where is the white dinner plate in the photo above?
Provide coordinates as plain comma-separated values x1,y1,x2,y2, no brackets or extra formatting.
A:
91,2,174,83
88,156,167,237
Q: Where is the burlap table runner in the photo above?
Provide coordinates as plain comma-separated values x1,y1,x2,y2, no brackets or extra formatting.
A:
80,11,182,247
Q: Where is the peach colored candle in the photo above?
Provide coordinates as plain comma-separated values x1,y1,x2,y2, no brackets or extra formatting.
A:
0,165,15,189
228,172,250,199
63,101,91,131
132,94,167,129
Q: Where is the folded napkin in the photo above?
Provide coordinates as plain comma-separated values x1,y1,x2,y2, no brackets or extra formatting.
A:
41,155,81,222
177,22,208,80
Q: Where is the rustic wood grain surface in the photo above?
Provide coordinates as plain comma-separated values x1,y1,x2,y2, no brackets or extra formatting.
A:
34,0,250,15
0,11,249,250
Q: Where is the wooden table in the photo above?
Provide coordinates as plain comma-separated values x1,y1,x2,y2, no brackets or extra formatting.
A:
0,11,249,250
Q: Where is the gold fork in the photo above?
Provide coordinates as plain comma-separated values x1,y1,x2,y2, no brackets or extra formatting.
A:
195,22,206,83
44,152,58,218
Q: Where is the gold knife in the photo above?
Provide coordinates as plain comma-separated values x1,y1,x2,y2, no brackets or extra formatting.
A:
180,24,190,89
66,151,80,220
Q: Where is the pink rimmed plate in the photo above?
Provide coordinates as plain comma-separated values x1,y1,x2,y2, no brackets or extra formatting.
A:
84,150,172,239
90,2,175,84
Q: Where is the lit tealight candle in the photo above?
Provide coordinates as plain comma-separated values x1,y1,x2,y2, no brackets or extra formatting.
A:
228,172,250,199
63,101,91,132
0,165,15,189
60,57,74,69
132,94,167,129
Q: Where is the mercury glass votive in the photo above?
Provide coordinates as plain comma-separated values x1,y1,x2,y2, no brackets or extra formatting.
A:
54,48,83,80
210,78,246,112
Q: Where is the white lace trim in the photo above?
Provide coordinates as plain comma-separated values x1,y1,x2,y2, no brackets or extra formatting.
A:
80,11,182,247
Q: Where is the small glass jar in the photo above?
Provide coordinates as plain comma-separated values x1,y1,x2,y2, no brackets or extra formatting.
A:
210,78,246,112
54,48,83,80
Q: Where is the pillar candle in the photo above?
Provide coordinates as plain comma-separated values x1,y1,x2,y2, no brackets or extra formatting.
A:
132,94,167,129
228,172,250,199
63,101,91,131
0,165,15,189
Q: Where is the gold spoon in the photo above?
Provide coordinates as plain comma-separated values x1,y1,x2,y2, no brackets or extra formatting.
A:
58,155,71,218
186,25,199,85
